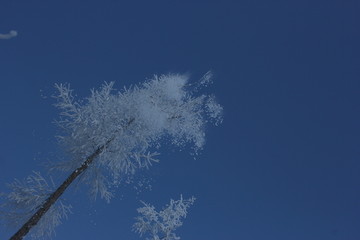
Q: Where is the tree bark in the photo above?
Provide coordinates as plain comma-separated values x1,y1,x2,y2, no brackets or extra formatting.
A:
9,118,135,240
9,145,105,240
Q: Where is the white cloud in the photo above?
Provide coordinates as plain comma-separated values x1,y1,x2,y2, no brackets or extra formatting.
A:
0,30,18,40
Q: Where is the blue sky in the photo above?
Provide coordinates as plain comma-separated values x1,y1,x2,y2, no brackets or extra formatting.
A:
1,0,360,239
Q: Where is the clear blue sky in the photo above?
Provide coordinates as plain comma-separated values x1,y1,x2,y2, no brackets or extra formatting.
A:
1,1,360,239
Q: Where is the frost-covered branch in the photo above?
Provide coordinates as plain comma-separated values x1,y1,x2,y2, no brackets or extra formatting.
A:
134,196,195,240
53,73,222,201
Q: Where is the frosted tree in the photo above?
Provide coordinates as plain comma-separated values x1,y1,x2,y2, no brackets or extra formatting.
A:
134,195,195,240
0,72,222,239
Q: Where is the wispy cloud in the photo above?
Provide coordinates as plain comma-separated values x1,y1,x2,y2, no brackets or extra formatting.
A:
0,30,18,40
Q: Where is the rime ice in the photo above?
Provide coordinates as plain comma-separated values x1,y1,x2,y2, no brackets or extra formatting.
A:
134,195,195,240
1,72,222,239
0,172,71,239
53,73,223,201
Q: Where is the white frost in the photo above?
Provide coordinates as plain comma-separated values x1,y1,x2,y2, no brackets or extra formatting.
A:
133,195,195,240
52,72,223,201
0,172,72,239
1,72,222,239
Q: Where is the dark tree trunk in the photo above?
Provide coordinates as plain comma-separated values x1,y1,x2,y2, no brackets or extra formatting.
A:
9,118,135,240
9,145,104,240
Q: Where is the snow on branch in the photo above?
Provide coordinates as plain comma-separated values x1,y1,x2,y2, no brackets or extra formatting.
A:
134,195,195,240
1,72,222,239
52,72,223,201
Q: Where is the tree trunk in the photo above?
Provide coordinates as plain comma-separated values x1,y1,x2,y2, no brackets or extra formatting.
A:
9,145,105,240
9,118,135,240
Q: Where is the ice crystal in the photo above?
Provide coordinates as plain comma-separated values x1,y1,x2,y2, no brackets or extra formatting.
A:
0,172,71,239
134,195,195,240
53,73,223,201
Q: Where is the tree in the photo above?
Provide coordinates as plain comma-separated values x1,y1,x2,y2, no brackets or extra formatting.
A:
0,72,222,239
